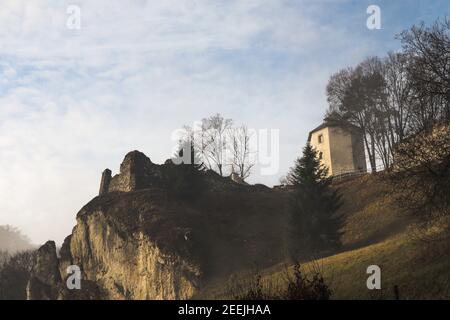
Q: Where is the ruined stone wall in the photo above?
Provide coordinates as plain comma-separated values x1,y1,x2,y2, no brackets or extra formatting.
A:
99,169,112,195
100,151,164,194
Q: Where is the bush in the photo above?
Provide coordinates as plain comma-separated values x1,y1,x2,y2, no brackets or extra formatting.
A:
282,263,331,300
163,141,206,200
234,263,331,300
391,125,450,227
0,250,36,300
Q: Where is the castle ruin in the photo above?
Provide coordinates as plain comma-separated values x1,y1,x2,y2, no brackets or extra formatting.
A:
98,150,164,195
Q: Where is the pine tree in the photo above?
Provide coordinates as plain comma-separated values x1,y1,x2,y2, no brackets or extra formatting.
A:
287,143,343,256
164,140,205,200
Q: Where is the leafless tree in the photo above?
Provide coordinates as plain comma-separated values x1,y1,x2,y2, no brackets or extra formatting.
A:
229,125,255,180
181,114,233,176
201,113,233,176
383,52,413,142
370,52,414,168
399,18,450,131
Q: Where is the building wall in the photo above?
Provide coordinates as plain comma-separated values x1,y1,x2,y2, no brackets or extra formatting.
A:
310,126,366,176
350,131,367,172
310,127,333,175
328,127,354,175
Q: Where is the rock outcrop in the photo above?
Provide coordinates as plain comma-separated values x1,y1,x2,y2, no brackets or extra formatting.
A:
26,241,62,300
27,150,287,300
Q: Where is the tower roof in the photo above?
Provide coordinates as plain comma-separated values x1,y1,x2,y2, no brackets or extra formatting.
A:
308,121,360,142
307,121,338,142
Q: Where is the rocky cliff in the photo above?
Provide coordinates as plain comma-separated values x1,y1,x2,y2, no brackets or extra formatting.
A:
27,151,287,300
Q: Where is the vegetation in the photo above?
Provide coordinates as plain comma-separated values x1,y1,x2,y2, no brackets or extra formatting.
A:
324,17,450,244
181,113,255,179
391,128,450,231
233,263,331,300
0,250,36,300
164,140,206,200
326,18,450,171
0,226,35,300
287,143,343,257
201,174,450,300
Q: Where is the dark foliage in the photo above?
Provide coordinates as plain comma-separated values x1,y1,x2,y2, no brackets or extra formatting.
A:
0,250,36,300
236,263,331,300
164,141,206,200
390,125,450,225
287,143,343,256
282,263,331,300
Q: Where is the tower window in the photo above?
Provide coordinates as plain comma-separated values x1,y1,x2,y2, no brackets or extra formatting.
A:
318,134,324,143
319,151,323,160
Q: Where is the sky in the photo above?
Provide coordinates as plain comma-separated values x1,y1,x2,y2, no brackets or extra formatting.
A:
0,0,449,245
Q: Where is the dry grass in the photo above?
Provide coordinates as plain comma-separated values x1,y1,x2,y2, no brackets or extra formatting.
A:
199,174,450,300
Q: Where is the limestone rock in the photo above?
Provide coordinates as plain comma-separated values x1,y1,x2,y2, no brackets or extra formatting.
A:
28,150,288,300
26,241,62,300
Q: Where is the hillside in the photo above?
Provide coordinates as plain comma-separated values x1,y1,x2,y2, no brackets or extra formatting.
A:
24,151,450,299
201,174,450,299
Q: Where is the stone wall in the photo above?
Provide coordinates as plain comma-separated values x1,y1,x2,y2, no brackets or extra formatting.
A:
100,151,164,195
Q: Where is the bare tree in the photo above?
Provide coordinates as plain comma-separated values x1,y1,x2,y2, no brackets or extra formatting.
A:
200,113,233,176
181,115,257,179
180,114,233,175
369,52,414,168
377,52,413,166
229,125,255,180
399,18,450,131
383,52,412,141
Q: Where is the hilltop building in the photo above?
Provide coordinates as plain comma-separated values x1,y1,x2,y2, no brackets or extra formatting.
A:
308,122,366,176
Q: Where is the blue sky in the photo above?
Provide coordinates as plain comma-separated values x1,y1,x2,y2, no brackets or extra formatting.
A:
0,0,449,244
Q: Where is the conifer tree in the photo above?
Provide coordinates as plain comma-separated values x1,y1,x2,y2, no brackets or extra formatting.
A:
165,140,205,200
287,143,343,256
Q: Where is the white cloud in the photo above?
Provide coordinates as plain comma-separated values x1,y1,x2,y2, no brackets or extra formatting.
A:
0,0,382,244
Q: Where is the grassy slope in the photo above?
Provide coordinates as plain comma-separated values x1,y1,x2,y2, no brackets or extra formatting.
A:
279,174,450,299
321,174,449,299
202,174,450,299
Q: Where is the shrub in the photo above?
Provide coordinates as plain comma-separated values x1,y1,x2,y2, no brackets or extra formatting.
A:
0,250,36,300
234,263,331,300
